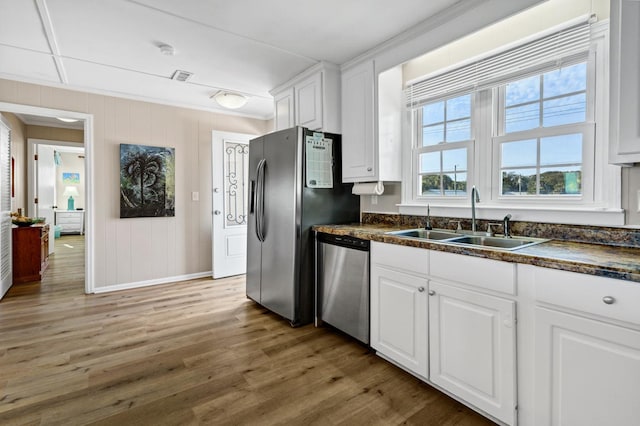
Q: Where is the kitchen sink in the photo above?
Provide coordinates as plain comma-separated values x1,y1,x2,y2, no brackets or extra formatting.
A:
448,235,548,250
386,228,549,250
386,228,461,241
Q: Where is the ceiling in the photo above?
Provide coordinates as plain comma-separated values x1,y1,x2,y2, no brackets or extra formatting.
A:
0,0,464,121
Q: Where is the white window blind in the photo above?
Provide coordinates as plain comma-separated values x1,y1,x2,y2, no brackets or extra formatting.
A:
406,17,593,108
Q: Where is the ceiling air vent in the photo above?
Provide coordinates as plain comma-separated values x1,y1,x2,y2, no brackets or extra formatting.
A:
171,70,193,82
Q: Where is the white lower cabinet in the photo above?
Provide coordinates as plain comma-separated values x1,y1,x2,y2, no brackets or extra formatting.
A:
429,281,517,425
529,265,640,426
534,307,640,426
370,242,428,378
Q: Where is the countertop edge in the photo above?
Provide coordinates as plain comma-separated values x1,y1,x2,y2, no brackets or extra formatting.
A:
313,224,640,284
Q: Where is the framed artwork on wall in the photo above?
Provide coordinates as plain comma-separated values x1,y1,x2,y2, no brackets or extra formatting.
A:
119,143,175,218
62,172,80,184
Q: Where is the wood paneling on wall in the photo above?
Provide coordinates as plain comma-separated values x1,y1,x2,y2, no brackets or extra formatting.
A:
0,78,271,289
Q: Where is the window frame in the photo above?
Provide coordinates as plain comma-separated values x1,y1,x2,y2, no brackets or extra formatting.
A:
413,93,475,201
399,21,622,226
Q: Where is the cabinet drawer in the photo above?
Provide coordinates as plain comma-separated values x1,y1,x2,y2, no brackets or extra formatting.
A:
371,241,428,277
430,251,516,295
534,267,640,325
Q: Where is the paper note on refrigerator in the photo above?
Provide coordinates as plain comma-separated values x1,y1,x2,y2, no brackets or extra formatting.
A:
305,135,333,188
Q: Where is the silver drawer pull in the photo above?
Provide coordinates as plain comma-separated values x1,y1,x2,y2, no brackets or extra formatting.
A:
418,287,425,292
428,290,435,296
602,296,615,305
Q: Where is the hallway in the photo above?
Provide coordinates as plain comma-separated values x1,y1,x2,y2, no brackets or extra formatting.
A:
5,234,85,299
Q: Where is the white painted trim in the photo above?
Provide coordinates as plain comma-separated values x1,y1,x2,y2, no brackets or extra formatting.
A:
92,271,213,294
0,102,95,294
0,74,273,121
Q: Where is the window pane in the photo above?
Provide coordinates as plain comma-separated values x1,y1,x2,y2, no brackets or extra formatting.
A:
506,75,540,107
505,103,540,133
442,148,467,171
544,63,587,98
539,167,581,194
423,101,444,125
420,152,440,173
444,172,467,196
446,119,471,142
501,169,536,195
543,94,586,127
540,134,582,166
421,175,441,195
446,95,471,120
423,124,444,146
502,139,536,168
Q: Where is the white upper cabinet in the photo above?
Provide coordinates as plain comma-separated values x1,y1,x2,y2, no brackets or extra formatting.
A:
273,87,294,132
341,61,402,183
609,0,640,165
271,62,340,133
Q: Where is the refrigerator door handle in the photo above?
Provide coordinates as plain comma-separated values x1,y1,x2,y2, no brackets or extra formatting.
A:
256,158,266,242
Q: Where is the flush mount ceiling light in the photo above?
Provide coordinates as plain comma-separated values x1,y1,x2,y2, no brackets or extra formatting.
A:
212,91,248,109
56,117,79,123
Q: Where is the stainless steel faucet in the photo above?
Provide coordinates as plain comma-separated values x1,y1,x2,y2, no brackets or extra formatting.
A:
471,186,480,233
503,214,512,238
425,204,432,230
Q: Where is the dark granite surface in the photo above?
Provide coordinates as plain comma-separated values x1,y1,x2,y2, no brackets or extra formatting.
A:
313,222,640,284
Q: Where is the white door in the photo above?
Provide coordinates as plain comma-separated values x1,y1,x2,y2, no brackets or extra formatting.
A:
428,281,516,425
35,144,56,254
535,306,640,426
370,264,428,378
0,116,12,299
212,131,252,278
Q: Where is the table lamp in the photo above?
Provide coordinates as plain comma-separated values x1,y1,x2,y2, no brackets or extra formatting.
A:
63,186,80,210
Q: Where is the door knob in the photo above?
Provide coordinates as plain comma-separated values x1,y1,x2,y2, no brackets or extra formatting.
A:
213,188,220,193
214,210,221,215
602,296,615,305
418,287,425,292
428,290,436,296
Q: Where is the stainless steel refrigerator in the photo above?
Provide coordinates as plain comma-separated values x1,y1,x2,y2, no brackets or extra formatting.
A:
246,126,360,326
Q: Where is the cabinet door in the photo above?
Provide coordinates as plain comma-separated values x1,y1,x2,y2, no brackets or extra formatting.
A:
371,264,428,378
274,88,294,131
535,307,640,426
341,61,375,182
429,281,516,425
295,73,322,130
609,0,640,164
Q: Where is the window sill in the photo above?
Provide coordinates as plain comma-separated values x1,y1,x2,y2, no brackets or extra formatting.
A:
397,203,625,227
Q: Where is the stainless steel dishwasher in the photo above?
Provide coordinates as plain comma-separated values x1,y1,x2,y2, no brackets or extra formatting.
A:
316,232,370,344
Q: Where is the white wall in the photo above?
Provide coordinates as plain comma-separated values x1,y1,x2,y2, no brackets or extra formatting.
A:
0,78,270,290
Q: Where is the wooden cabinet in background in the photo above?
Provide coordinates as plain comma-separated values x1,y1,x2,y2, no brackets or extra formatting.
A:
12,225,49,284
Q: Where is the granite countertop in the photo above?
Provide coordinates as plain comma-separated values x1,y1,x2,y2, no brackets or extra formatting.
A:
313,223,640,283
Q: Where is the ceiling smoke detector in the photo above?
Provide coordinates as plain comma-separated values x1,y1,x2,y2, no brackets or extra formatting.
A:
171,70,193,82
212,91,247,109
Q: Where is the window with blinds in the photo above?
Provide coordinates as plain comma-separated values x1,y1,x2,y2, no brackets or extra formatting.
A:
405,18,592,108
405,16,610,208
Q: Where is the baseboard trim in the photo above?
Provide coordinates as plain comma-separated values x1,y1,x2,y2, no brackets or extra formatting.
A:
92,271,213,294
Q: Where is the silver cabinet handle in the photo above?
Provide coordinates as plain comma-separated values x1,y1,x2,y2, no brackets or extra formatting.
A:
213,187,220,193
418,287,425,292
214,210,221,215
428,290,435,296
367,167,372,172
602,296,615,305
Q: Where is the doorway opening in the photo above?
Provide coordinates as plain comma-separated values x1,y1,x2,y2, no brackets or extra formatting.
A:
0,102,94,299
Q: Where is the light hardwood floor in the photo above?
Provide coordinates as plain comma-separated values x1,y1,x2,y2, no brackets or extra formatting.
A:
0,236,495,425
